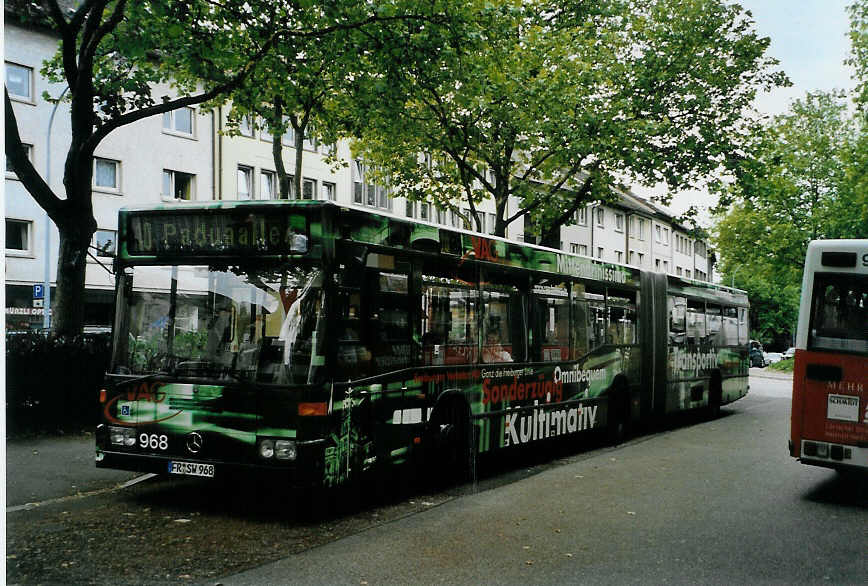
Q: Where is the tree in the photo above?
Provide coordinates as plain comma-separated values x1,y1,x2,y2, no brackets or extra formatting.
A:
5,0,455,335
713,91,866,347
222,24,350,199
353,0,786,244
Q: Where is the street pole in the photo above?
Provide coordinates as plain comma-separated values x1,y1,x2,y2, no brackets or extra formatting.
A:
43,85,68,331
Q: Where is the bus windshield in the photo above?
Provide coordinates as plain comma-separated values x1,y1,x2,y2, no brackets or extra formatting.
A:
112,263,326,385
809,273,868,354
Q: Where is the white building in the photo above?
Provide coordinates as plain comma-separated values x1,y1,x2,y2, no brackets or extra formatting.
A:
4,14,714,331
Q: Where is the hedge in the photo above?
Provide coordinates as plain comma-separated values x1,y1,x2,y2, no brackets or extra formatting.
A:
6,332,111,436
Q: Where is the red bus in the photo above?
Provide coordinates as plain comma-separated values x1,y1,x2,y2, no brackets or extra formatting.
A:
790,239,868,472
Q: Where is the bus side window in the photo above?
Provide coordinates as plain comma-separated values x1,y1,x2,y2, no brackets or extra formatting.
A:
738,308,749,345
368,271,411,373
669,296,686,344
722,307,739,346
335,269,373,380
686,299,706,343
607,290,637,345
420,266,478,366
584,284,606,350
481,272,525,364
571,283,590,359
530,279,569,362
706,304,723,344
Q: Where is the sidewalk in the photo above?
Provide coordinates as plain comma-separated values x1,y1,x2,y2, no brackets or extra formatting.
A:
5,432,139,508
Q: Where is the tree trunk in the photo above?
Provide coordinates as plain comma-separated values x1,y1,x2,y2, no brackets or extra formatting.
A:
52,219,96,336
294,124,305,199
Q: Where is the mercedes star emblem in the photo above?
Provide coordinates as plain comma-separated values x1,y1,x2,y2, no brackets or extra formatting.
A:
186,432,203,454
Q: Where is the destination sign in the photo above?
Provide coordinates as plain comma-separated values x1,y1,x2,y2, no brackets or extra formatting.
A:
126,211,309,256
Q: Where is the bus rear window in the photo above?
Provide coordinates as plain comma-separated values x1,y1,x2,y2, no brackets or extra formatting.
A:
809,274,868,354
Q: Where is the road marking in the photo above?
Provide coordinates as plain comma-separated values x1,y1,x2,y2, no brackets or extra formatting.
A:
6,473,157,513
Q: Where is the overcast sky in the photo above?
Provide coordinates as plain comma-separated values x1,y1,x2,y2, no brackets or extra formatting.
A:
634,0,858,223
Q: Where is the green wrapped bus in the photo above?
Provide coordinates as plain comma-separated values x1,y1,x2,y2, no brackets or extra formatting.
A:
96,200,749,488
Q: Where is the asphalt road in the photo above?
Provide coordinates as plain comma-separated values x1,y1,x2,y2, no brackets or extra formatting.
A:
6,432,139,509
225,372,867,585
5,370,866,584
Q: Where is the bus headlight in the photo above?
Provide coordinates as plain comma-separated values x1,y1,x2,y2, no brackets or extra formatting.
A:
259,439,275,459
275,440,297,461
109,426,136,447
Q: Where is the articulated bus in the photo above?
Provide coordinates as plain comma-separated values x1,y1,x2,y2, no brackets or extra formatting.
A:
96,200,750,488
790,239,868,472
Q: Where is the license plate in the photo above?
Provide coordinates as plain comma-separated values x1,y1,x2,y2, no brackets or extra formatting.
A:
168,461,215,478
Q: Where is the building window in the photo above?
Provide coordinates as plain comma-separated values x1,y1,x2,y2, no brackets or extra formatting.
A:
320,142,335,156
420,202,430,221
596,208,605,228
5,219,32,253
94,158,119,190
436,207,448,225
237,165,252,200
655,225,662,243
302,178,316,200
685,270,691,279
655,258,661,270
405,200,416,218
162,107,195,136
92,229,116,257
239,115,255,137
260,171,276,200
615,213,624,232
597,247,603,258
303,130,317,152
579,244,588,256
663,228,670,245
629,251,635,265
638,218,646,240
162,169,195,200
6,62,32,101
6,144,32,178
282,120,295,146
353,160,390,209
575,207,587,226
283,175,296,199
451,210,462,229
616,251,623,263
487,213,497,235
570,243,579,254
322,181,336,201
677,267,683,276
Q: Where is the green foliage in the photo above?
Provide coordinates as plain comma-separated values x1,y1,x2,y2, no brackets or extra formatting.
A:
768,358,794,373
714,89,868,349
353,0,786,239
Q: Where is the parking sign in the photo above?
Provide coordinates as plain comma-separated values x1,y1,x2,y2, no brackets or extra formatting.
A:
33,284,44,299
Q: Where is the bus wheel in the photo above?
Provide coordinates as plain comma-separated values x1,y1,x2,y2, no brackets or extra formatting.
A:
606,382,630,445
707,372,722,420
427,398,471,486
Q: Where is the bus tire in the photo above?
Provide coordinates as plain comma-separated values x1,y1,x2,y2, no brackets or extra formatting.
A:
426,397,471,486
606,380,630,445
708,372,722,420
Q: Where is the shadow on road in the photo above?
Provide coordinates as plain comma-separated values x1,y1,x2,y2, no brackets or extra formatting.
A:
116,405,739,524
803,471,868,509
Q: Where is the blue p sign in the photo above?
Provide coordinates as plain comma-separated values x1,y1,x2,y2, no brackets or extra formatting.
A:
33,284,44,299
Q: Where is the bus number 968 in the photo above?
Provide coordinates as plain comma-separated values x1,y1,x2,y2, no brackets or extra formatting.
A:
139,433,168,451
